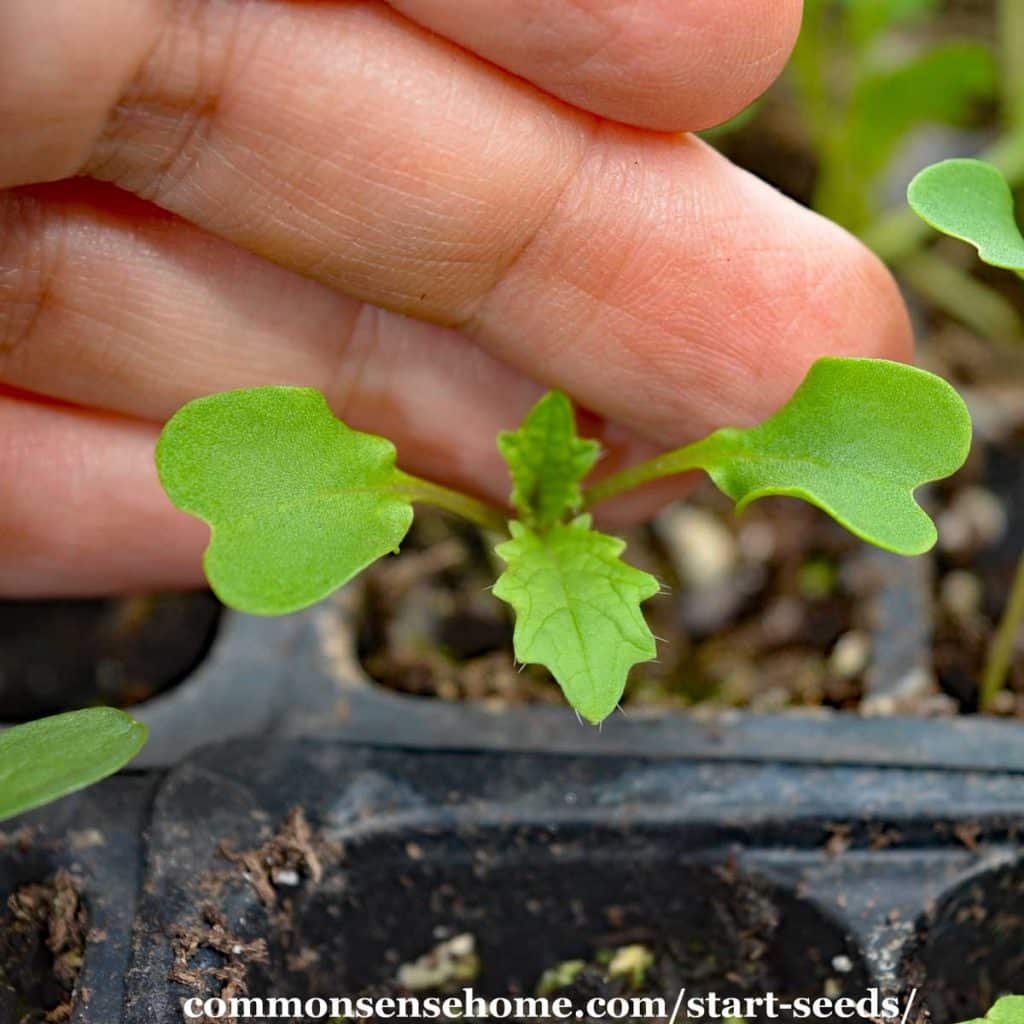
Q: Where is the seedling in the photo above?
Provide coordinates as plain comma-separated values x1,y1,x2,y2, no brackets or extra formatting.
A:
157,357,970,724
958,995,1024,1024
909,157,1024,709
0,709,147,823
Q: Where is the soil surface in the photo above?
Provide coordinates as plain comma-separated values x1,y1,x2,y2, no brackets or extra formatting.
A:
172,810,862,1024
0,592,221,722
0,870,86,1024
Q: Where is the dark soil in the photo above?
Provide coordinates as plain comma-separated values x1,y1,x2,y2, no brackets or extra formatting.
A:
918,329,1024,712
0,870,86,1024
171,809,862,1024
0,592,221,722
337,864,859,1023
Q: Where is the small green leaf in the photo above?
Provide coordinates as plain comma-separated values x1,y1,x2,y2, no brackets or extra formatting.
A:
157,387,414,614
493,517,659,724
958,996,1024,1024
498,391,600,531
690,358,971,555
0,709,147,822
909,159,1024,270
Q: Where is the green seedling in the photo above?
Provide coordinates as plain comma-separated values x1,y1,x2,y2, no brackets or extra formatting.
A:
0,708,147,822
157,357,971,724
909,157,1024,709
959,996,1024,1024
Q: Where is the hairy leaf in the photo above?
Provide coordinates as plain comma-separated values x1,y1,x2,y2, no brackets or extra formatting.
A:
157,387,414,614
686,358,971,556
909,159,1024,270
959,996,1024,1024
493,517,659,724
0,709,147,822
498,391,600,530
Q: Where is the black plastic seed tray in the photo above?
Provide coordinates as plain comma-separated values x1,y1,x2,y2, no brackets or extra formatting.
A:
6,740,1024,1023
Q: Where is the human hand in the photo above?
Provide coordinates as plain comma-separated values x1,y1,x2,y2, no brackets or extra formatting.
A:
0,0,911,596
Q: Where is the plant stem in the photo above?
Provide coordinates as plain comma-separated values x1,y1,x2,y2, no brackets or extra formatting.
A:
392,472,508,534
582,439,717,510
981,554,1024,711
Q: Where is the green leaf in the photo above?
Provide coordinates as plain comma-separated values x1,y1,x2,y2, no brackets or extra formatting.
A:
157,387,414,614
0,709,147,822
493,517,659,724
688,358,971,556
958,996,1024,1024
909,158,1024,271
498,391,600,531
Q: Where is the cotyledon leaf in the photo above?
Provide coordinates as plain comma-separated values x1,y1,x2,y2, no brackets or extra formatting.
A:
157,387,415,615
497,390,600,530
0,709,148,822
958,996,1024,1024
908,159,1024,270
691,358,971,556
493,516,660,724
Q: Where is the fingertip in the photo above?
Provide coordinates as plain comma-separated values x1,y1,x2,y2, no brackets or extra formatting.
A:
801,220,916,366
580,0,805,131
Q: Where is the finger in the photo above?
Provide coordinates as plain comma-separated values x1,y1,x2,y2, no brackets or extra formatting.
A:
1,0,796,191
0,0,160,187
0,393,206,595
76,0,911,448
386,0,803,130
0,181,675,517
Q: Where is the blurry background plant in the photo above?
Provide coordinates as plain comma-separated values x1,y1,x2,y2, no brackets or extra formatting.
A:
711,0,1024,345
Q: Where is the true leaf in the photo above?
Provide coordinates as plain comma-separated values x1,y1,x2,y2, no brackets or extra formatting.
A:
0,709,147,822
909,158,1024,270
493,517,659,724
498,391,600,530
958,996,1024,1024
157,387,414,614
681,358,971,556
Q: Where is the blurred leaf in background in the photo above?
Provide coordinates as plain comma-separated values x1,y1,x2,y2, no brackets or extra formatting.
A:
791,0,996,232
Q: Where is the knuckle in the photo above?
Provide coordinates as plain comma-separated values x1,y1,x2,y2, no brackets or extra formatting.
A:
85,0,234,204
0,192,63,372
